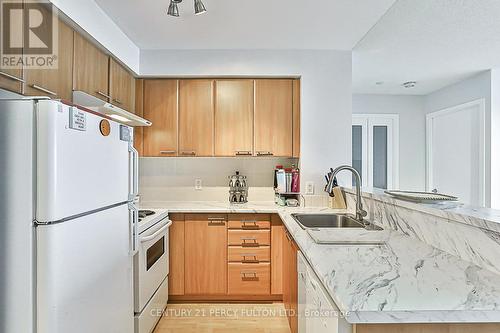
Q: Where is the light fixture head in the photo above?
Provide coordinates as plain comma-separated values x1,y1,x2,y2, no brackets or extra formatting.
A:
402,81,417,88
167,0,182,17
194,0,207,15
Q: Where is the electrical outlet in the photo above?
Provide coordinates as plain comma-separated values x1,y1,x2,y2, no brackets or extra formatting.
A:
305,181,314,195
195,179,202,190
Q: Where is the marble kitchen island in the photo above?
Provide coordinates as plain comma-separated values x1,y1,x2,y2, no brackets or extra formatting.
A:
141,193,500,328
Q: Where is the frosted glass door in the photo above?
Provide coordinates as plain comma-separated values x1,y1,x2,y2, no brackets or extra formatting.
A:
352,115,399,189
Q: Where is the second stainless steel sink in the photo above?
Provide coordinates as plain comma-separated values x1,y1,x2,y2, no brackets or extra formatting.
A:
291,213,382,231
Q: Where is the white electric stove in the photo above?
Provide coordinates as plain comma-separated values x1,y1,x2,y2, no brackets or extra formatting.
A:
134,209,171,333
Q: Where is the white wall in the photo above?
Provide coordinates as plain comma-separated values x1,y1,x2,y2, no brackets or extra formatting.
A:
49,0,140,73
424,71,492,207
352,94,426,190
140,49,353,193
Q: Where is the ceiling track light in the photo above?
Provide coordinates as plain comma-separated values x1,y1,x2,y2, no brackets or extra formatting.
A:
167,0,182,17
167,0,207,17
194,0,207,15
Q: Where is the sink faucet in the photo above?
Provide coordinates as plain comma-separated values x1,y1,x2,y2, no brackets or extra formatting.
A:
325,165,368,222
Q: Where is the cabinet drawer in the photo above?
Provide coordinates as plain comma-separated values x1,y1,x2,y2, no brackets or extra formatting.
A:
228,230,270,246
228,263,270,295
228,214,271,230
228,246,270,263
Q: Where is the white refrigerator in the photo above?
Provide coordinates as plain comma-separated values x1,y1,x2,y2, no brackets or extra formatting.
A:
0,98,139,333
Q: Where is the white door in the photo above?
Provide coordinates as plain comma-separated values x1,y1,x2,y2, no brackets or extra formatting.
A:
37,204,134,333
426,99,486,206
352,115,399,189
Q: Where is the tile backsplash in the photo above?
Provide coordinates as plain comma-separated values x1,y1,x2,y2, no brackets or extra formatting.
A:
139,157,299,202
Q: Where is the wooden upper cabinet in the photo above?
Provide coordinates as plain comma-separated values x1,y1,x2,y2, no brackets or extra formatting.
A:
184,214,227,295
178,80,214,157
110,58,135,112
134,79,144,156
292,79,301,158
24,18,73,100
254,79,293,157
73,32,109,101
143,79,178,157
214,80,254,156
0,0,23,94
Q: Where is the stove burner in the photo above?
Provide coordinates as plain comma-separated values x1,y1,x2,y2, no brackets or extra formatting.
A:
138,210,156,219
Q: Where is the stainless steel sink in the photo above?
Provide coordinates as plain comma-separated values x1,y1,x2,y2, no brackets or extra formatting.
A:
291,213,383,231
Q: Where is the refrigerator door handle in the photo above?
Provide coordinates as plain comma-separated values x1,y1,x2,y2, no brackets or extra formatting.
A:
128,142,139,201
128,203,139,256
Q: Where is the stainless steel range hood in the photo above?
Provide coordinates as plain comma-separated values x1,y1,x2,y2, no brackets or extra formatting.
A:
72,91,152,127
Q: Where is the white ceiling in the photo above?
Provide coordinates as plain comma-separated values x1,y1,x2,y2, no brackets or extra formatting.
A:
353,0,500,95
94,0,396,50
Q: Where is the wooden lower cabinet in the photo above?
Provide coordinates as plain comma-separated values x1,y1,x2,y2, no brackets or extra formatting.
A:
271,214,284,295
168,213,185,296
227,263,270,295
283,226,299,333
169,213,282,301
184,214,227,295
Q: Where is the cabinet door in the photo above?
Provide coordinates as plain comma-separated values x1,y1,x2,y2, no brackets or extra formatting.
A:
109,58,135,112
24,17,73,100
133,79,144,156
185,214,227,295
292,79,301,158
143,80,178,157
178,80,214,157
271,215,284,295
283,228,299,333
73,32,109,101
0,0,23,94
255,79,293,157
168,213,185,296
214,80,254,156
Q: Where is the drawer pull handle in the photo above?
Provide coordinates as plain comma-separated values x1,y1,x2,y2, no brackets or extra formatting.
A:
235,151,252,156
256,151,273,156
181,151,196,156
208,221,225,225
241,271,257,278
30,84,57,96
96,91,111,99
241,237,256,241
0,71,24,83
160,150,176,154
113,98,123,105
241,254,259,262
241,220,258,229
240,236,259,247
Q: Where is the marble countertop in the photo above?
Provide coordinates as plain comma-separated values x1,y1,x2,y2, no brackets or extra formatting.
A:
141,200,500,324
344,187,500,233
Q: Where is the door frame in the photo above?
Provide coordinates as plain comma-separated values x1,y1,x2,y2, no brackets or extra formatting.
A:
425,98,486,205
352,114,400,189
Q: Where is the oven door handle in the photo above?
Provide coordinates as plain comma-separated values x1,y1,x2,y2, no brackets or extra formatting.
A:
141,220,172,243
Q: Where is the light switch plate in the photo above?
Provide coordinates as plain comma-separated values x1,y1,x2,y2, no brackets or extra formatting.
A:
195,179,202,190
305,181,314,195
